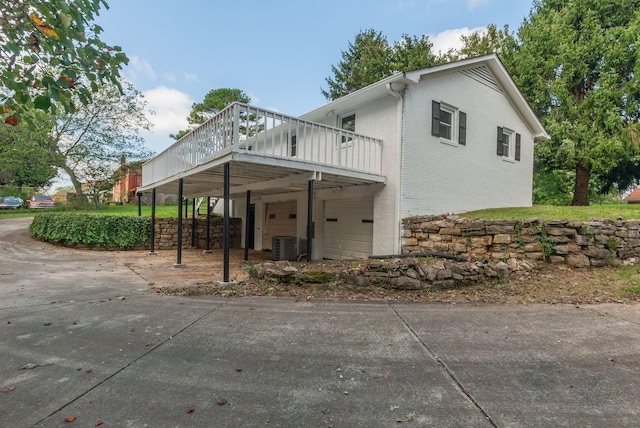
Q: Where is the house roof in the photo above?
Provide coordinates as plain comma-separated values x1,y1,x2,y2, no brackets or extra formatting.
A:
624,188,640,202
301,54,549,142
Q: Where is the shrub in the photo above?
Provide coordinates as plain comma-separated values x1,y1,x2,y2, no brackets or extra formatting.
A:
29,213,150,249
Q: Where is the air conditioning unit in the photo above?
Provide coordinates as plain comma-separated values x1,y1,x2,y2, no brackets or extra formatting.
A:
272,236,297,261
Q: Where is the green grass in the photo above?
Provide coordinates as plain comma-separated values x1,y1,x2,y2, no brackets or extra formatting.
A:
459,204,640,221
0,204,185,219
3,203,639,222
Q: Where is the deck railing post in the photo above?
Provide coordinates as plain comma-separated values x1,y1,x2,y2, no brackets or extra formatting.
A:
223,163,230,283
175,178,183,267
149,188,156,255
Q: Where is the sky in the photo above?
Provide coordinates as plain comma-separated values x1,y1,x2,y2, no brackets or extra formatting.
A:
94,0,534,157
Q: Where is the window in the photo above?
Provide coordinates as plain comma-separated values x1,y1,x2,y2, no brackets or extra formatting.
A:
431,100,466,145
496,127,521,161
340,113,355,144
290,133,297,157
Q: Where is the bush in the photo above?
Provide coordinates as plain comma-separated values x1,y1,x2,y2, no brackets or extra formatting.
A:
29,213,150,249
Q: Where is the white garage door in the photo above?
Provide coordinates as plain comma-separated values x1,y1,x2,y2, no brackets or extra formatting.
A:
263,201,297,250
323,198,373,260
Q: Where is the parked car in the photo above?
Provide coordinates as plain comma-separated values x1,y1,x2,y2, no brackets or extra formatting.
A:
28,195,55,209
0,196,24,209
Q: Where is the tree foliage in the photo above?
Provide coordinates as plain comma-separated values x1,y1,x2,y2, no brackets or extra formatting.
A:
49,80,153,206
0,0,128,126
512,0,640,205
0,113,56,188
171,88,250,140
453,24,517,64
322,29,453,101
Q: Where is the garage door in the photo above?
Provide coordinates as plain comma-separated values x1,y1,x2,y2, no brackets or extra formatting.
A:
263,201,297,250
323,198,373,260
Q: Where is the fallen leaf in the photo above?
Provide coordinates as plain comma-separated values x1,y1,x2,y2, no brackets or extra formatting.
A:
2,385,16,393
19,363,39,370
64,416,76,422
4,115,19,126
382,373,390,380
95,420,103,426
186,405,196,413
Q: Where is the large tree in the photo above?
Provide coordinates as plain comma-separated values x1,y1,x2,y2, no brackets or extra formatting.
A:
0,113,56,189
322,30,447,101
512,0,640,205
49,80,152,205
171,88,250,140
322,29,391,101
453,24,517,64
0,0,128,126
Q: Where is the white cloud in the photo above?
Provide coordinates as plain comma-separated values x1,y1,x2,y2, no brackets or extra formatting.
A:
162,72,177,82
430,26,487,54
466,0,491,11
142,86,193,134
123,56,157,82
182,71,198,82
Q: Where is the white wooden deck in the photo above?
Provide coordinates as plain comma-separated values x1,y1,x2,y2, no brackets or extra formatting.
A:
140,103,384,197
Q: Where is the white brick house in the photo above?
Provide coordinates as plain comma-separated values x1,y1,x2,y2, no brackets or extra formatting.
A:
139,54,548,268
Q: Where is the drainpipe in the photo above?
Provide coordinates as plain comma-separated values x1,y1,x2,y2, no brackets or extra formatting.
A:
386,82,404,255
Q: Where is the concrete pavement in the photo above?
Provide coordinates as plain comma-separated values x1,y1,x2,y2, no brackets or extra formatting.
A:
1,217,639,427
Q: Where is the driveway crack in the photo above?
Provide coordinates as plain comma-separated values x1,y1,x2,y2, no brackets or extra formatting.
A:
388,302,497,427
30,301,226,427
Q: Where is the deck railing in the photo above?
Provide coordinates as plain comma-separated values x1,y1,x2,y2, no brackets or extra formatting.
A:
142,103,383,186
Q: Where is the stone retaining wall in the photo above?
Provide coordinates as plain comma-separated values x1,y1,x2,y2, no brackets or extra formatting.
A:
402,215,640,268
154,218,242,250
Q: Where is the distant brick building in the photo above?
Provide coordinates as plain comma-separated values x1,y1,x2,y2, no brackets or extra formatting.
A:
113,159,143,204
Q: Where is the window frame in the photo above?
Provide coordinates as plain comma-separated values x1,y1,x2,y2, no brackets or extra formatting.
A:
431,100,466,146
497,126,521,162
339,113,356,145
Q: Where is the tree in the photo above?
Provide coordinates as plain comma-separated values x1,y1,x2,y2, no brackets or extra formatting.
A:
0,114,57,189
322,30,448,102
171,88,250,140
512,0,640,205
322,29,391,101
49,80,152,206
390,34,441,74
453,24,518,65
0,0,128,126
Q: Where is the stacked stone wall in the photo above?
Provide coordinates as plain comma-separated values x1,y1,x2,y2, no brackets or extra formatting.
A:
154,218,242,250
402,215,640,268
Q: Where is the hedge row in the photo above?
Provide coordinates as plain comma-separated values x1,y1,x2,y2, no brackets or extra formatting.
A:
29,213,150,250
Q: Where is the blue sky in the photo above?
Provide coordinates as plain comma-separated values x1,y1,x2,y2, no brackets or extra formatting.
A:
95,0,534,155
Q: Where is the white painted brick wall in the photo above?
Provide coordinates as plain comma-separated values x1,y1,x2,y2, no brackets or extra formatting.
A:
400,71,535,218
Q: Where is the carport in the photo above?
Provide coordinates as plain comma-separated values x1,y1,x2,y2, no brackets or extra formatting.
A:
137,103,385,282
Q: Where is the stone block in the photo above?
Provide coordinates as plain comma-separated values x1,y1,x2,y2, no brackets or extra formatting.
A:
566,254,590,268
493,234,511,244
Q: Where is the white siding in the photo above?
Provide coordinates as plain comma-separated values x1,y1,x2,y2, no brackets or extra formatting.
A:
400,70,535,218
313,96,401,256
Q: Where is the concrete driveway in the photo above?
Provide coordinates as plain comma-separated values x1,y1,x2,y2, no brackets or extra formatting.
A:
1,217,639,427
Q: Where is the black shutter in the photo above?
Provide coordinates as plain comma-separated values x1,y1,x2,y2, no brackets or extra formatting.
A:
431,100,440,137
458,111,466,145
496,126,504,156
515,133,521,161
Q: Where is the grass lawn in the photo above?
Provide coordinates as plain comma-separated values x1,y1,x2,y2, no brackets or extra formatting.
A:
0,204,185,219
460,204,640,221
2,203,639,222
